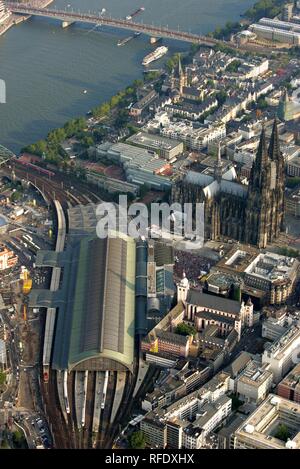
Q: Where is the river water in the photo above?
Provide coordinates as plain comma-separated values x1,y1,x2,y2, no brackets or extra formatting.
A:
0,0,255,153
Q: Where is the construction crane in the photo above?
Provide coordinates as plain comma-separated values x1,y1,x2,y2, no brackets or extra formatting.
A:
20,266,32,295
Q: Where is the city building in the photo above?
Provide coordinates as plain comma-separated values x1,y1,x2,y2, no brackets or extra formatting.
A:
0,245,17,271
129,89,158,119
96,141,172,191
178,273,254,337
30,205,136,373
0,214,8,234
140,371,231,449
262,324,300,383
164,97,218,122
0,2,11,26
244,252,300,305
160,121,226,151
260,16,300,34
235,361,273,404
262,309,293,341
217,413,247,449
287,155,300,177
282,3,294,21
277,363,300,403
278,89,300,122
86,170,139,197
249,18,300,45
234,394,300,449
127,132,183,160
140,416,167,448
141,330,192,358
142,365,211,412
212,247,300,306
135,239,175,335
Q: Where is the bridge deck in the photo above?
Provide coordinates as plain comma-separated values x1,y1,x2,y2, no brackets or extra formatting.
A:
6,3,220,45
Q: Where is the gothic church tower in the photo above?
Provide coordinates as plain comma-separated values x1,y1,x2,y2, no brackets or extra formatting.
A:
245,119,285,248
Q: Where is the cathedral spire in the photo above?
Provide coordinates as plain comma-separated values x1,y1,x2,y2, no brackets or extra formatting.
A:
215,141,223,183
217,141,222,165
268,117,280,161
255,124,268,169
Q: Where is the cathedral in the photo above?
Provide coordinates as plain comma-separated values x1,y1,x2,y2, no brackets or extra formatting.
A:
172,118,285,249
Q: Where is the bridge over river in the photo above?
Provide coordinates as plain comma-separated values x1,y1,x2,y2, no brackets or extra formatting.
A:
5,2,223,46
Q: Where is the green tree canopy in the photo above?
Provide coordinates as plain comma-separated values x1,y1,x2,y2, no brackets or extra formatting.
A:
175,322,196,336
12,430,27,449
274,424,290,442
0,371,6,386
244,0,286,21
129,431,146,449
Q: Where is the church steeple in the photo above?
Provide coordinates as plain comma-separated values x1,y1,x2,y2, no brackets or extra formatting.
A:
214,141,223,183
249,124,269,188
268,117,280,161
177,54,187,95
245,124,272,248
256,124,268,169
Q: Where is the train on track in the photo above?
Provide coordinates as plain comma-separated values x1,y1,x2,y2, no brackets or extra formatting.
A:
15,158,56,178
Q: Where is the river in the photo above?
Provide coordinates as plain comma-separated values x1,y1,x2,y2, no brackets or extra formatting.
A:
0,0,255,153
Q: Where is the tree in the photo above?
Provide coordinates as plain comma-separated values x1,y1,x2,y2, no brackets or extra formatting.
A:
133,79,143,89
226,60,242,73
244,0,286,21
0,371,6,386
114,109,129,129
1,439,10,449
175,322,196,336
12,430,27,449
129,431,146,449
257,97,268,110
216,90,227,106
47,127,66,145
274,424,290,442
166,53,180,73
278,246,299,258
144,71,160,82
11,191,22,203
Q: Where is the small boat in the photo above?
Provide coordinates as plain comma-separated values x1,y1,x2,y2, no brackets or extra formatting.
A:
117,36,133,46
125,6,145,21
83,90,87,94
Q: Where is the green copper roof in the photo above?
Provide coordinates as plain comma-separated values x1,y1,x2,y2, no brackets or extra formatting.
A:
51,233,136,372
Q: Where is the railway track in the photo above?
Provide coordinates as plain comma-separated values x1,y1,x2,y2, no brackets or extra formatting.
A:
82,371,96,448
97,372,117,449
3,162,104,211
0,163,140,449
67,371,78,448
42,370,72,448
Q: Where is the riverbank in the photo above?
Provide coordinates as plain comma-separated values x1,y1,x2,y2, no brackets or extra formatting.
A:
0,0,259,152
0,0,54,38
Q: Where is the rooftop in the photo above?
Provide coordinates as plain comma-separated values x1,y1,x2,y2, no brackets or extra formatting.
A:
235,394,300,449
31,228,136,373
278,363,300,390
186,289,242,316
127,131,183,152
245,252,299,283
